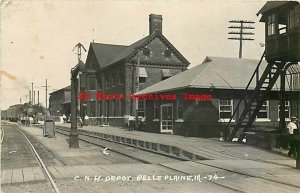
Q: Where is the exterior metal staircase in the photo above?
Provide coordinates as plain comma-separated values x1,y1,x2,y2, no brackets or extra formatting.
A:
225,51,285,142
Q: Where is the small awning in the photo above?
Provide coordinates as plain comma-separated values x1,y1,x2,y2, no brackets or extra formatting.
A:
139,67,148,77
162,69,172,77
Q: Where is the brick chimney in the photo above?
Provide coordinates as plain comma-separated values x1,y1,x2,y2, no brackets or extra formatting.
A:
149,14,162,35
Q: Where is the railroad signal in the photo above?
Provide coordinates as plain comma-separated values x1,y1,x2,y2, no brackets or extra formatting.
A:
228,20,255,58
72,43,87,61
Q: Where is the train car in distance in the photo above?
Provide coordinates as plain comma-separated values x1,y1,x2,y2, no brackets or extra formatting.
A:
1,109,8,120
6,104,24,122
2,103,46,124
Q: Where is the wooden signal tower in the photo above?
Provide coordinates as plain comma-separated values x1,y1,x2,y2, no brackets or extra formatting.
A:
226,1,300,142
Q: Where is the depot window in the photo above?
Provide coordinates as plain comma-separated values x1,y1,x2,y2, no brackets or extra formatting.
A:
87,76,96,90
257,101,269,119
278,101,290,119
162,69,172,81
120,100,124,116
88,101,96,117
138,67,148,84
219,99,233,120
154,101,159,119
138,100,145,117
177,98,184,119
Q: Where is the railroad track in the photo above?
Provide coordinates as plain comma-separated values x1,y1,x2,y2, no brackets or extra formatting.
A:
35,124,300,192
2,123,60,193
4,122,299,192
0,125,4,145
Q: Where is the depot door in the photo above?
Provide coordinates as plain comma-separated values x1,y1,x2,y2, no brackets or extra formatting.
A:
160,104,173,133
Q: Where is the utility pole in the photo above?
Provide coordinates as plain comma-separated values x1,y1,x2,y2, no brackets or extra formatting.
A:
31,83,34,105
42,79,50,136
38,91,39,104
228,20,255,58
42,79,50,111
29,90,31,104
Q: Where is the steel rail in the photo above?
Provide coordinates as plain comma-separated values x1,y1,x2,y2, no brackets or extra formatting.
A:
0,126,4,144
14,126,60,193
40,125,244,193
45,125,300,191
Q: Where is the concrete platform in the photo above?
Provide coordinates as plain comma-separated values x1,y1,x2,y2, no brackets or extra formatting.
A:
54,123,293,162
2,122,300,192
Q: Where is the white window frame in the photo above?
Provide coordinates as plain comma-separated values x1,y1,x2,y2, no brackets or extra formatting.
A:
256,100,270,122
87,75,97,91
137,100,146,117
268,14,276,36
218,99,234,122
153,100,159,120
176,98,184,120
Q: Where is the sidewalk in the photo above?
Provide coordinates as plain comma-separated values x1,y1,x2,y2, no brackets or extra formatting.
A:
54,123,294,164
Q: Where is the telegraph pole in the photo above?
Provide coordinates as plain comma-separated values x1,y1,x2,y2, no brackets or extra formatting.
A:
228,20,255,58
29,91,31,104
31,83,34,105
42,79,50,111
42,79,50,136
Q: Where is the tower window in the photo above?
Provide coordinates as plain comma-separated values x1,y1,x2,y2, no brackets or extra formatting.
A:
268,14,276,36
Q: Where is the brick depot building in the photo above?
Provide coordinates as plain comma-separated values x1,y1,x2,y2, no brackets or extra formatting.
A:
136,57,300,137
80,14,190,126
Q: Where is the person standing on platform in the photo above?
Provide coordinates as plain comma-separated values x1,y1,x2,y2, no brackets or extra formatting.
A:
287,117,298,157
78,117,83,128
62,114,67,124
128,115,135,132
84,115,89,126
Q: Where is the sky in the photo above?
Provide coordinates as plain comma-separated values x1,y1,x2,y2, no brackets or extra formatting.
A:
0,0,268,110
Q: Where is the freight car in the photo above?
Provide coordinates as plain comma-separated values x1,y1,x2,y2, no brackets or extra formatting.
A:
1,110,7,120
4,103,45,124
6,104,23,122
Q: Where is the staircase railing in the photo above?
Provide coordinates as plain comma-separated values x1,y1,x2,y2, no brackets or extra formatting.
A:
224,51,265,141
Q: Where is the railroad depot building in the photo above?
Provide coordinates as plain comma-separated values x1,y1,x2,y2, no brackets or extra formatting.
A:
80,14,190,126
136,56,300,137
49,85,71,116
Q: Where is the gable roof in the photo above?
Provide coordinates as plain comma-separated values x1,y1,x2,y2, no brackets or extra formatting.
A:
105,36,150,67
257,1,299,22
88,31,190,70
50,85,71,95
90,43,128,68
137,56,298,94
256,1,291,16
